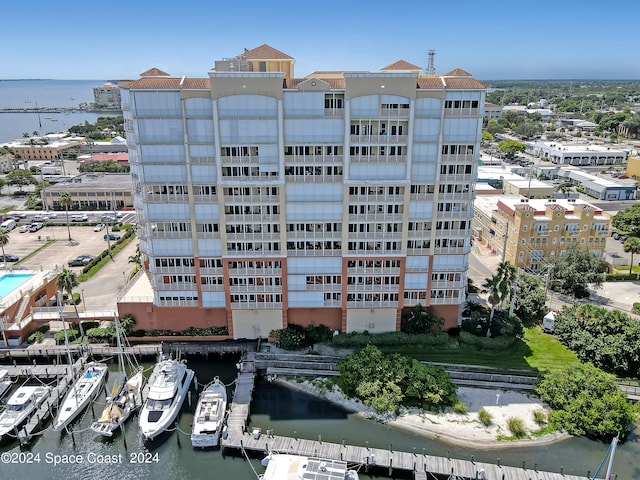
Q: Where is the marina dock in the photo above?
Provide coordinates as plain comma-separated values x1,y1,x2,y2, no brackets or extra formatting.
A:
221,357,590,480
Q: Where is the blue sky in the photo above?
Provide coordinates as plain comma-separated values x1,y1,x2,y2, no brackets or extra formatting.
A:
2,0,638,80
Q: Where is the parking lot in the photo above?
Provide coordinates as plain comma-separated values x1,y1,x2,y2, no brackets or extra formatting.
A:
2,223,138,309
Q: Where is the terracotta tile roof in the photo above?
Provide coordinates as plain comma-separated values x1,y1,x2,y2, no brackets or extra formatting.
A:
417,77,446,89
442,77,490,89
140,67,171,77
241,44,293,60
285,77,346,89
381,60,422,71
443,68,472,77
305,71,346,79
122,77,210,89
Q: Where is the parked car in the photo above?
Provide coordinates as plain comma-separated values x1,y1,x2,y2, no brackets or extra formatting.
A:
104,233,121,241
70,214,88,222
101,214,117,223
67,254,96,267
19,225,30,233
0,254,19,262
29,222,44,232
93,223,105,232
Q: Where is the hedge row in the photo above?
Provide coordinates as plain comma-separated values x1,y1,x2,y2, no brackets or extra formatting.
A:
331,331,453,348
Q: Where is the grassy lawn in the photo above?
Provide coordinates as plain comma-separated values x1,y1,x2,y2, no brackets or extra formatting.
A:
377,326,578,374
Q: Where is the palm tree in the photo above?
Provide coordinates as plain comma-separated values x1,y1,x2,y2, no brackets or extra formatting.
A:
0,229,9,268
623,237,640,275
554,181,574,198
482,261,517,336
56,268,84,337
58,191,73,242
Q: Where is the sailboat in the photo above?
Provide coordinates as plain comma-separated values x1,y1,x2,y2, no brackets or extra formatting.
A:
52,292,108,432
90,315,145,437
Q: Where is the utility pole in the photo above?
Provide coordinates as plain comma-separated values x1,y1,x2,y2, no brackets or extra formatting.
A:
508,277,519,317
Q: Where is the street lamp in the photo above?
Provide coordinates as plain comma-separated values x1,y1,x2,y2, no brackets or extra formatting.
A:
81,289,86,308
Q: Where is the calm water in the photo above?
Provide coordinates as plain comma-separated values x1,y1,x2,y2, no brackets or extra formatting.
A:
0,273,32,297
0,80,116,143
1,356,638,480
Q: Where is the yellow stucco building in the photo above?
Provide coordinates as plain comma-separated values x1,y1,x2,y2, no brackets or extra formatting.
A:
475,196,610,272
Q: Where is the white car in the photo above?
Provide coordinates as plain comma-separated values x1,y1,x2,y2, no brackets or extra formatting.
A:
19,225,30,233
93,223,105,232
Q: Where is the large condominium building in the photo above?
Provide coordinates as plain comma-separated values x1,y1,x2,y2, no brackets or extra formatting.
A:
474,196,610,272
93,82,122,109
119,44,489,338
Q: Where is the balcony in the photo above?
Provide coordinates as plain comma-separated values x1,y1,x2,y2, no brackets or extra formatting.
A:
324,108,345,117
535,230,549,236
153,282,197,291
380,107,410,117
443,107,480,117
220,155,261,165
200,284,225,292
440,154,475,163
226,232,281,241
304,284,342,292
565,231,579,236
346,300,398,308
152,266,196,275
349,134,408,144
349,155,407,164
229,285,282,294
224,214,280,223
284,154,344,164
149,230,193,240
144,193,189,203
428,296,462,305
223,195,280,204
287,249,342,257
286,174,343,184
230,302,283,310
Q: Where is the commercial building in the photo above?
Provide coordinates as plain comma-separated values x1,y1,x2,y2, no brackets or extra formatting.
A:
473,196,610,272
43,173,133,210
528,141,627,166
2,135,83,161
118,44,489,337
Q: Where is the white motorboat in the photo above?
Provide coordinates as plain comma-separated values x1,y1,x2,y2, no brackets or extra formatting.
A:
90,369,144,437
260,454,359,480
190,376,227,448
53,362,108,432
0,369,12,400
0,385,51,438
90,314,145,437
139,357,194,441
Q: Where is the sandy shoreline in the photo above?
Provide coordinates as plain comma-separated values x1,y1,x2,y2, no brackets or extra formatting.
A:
275,378,568,449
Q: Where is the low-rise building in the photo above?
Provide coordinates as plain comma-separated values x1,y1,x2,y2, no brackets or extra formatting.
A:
473,195,610,272
43,173,133,210
2,135,83,161
528,141,627,166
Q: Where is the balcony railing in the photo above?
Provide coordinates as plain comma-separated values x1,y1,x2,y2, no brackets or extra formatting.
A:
349,134,408,144
230,302,282,310
229,285,282,294
284,154,344,164
443,107,480,117
226,232,281,241
152,266,196,275
349,155,407,163
535,230,549,236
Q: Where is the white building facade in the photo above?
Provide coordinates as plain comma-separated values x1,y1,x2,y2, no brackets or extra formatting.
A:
120,48,489,338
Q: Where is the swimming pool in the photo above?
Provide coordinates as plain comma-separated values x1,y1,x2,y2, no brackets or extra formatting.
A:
0,273,33,298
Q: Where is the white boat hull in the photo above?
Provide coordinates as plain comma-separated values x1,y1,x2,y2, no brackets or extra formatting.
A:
90,370,144,437
0,386,51,438
53,362,108,432
139,359,194,441
191,378,227,448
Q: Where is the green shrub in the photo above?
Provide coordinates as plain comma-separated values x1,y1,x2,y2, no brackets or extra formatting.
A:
633,302,640,315
331,331,452,348
71,293,81,305
86,327,113,343
535,363,635,439
507,417,527,438
81,321,100,331
54,328,79,344
458,331,517,350
606,273,638,281
533,409,547,425
28,331,45,344
38,323,50,334
478,407,492,426
453,401,467,414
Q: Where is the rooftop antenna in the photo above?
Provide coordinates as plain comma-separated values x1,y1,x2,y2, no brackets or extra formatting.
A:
426,49,436,75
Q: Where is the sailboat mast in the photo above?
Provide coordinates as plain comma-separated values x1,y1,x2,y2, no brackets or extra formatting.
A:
114,314,126,375
57,291,74,369
604,435,619,480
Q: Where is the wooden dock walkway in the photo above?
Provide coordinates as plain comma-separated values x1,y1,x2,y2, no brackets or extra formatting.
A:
221,357,588,480
7,356,87,445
